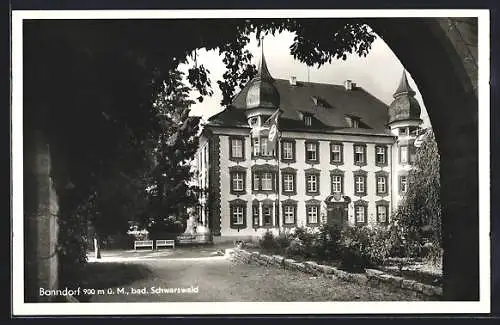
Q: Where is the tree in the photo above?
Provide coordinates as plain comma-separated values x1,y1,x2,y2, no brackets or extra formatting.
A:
143,70,201,239
391,129,442,261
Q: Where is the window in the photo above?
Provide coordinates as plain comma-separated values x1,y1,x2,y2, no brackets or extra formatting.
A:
409,145,417,164
305,142,319,163
400,146,408,164
283,174,294,193
346,115,361,128
263,205,273,225
261,140,270,156
409,126,419,136
229,200,247,228
331,143,343,164
354,175,366,195
282,141,294,160
355,205,366,224
377,205,388,224
376,176,387,194
253,137,275,158
283,206,296,225
232,206,244,225
253,138,260,156
231,172,244,192
332,175,343,193
249,117,259,127
261,173,273,191
306,205,319,224
253,173,260,191
252,170,276,193
307,174,318,194
400,175,408,193
354,145,366,165
229,137,245,161
304,115,312,126
229,168,246,195
231,139,243,158
399,127,408,136
252,205,259,227
375,146,386,165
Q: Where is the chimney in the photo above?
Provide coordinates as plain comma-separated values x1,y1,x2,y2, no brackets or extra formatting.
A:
290,75,297,86
344,79,352,91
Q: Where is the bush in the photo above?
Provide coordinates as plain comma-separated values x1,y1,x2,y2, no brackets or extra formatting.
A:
259,231,278,251
313,223,342,261
338,226,372,271
284,238,306,257
291,226,317,258
421,241,443,266
366,225,393,265
275,232,293,252
338,226,393,271
388,222,424,258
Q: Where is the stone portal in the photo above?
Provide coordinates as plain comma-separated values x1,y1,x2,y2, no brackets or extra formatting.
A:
325,194,350,226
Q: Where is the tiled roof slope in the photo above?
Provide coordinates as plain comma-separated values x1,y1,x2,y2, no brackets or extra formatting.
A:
208,78,392,136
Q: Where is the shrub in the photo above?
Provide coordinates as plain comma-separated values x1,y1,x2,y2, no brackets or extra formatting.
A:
338,226,372,271
284,238,306,257
366,225,393,265
388,221,423,258
291,226,317,258
275,232,293,253
313,223,342,261
259,231,278,251
421,241,443,267
338,225,393,271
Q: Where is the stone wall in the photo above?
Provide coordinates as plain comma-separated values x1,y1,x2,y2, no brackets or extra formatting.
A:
228,248,442,300
24,129,59,302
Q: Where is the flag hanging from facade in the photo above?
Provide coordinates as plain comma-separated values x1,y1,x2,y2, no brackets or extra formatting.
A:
263,109,281,152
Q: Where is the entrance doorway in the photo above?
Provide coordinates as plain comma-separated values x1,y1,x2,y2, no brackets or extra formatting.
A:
326,202,348,226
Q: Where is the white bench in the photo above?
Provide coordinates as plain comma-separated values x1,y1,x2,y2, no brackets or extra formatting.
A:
156,239,175,249
134,240,154,250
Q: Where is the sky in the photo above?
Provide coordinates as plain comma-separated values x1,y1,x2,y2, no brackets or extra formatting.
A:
179,30,431,128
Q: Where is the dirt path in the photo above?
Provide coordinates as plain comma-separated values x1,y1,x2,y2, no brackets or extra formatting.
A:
88,252,428,302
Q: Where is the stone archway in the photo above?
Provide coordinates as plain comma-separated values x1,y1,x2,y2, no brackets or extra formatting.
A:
21,16,481,303
369,18,479,301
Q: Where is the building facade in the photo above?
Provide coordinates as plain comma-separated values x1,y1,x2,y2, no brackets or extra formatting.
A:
195,51,423,241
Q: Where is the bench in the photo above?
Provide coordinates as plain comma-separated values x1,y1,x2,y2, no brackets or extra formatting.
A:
156,239,175,249
134,240,154,250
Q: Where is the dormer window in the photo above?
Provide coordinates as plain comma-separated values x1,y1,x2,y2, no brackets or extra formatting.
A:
345,115,361,128
304,115,312,126
311,96,331,108
249,116,259,127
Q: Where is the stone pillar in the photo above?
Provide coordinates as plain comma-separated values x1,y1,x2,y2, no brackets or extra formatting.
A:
25,130,59,302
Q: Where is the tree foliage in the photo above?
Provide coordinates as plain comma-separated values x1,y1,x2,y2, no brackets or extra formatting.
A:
144,70,201,231
391,130,442,259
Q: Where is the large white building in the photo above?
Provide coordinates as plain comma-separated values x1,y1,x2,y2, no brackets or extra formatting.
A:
195,51,423,241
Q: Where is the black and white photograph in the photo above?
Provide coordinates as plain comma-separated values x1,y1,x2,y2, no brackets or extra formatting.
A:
11,9,491,315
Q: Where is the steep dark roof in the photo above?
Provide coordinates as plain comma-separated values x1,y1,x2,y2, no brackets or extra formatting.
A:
208,78,392,136
393,71,416,98
388,71,422,124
